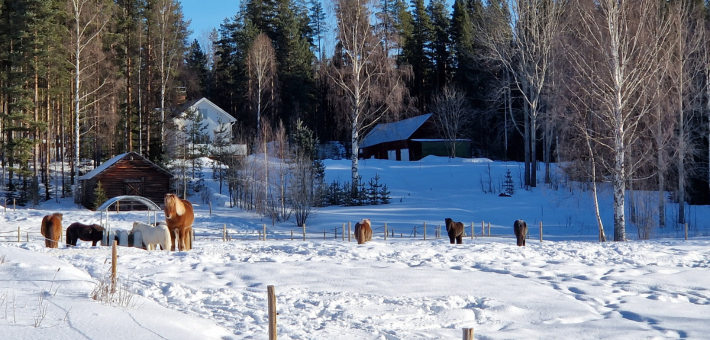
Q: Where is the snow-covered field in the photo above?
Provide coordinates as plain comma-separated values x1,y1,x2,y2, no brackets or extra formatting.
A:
1,157,709,339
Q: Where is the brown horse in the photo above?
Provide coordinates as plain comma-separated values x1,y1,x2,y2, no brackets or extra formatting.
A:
66,223,104,247
164,193,195,251
445,218,465,244
514,219,527,246
41,213,63,248
354,219,372,244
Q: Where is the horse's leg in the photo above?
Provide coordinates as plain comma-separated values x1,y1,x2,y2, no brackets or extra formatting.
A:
449,233,455,244
456,235,462,244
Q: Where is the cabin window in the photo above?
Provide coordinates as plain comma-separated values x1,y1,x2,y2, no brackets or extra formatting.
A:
124,178,144,196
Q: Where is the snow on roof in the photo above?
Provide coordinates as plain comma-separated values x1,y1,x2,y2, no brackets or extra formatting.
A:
79,152,129,180
360,114,433,148
180,97,236,123
79,152,171,180
96,195,162,211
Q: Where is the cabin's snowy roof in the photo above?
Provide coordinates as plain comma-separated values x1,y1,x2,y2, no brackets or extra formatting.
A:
360,114,433,148
79,152,171,180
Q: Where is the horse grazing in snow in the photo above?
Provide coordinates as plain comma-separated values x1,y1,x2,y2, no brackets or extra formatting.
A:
445,218,465,244
66,222,104,247
41,213,63,248
354,219,372,245
131,221,171,251
163,193,195,251
514,219,527,246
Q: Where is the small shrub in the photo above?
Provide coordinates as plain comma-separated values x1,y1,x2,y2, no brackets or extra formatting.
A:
93,181,107,210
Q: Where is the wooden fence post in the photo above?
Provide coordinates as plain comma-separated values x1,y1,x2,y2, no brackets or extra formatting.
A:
481,221,484,236
342,223,345,241
111,240,118,291
13,198,15,212
303,224,306,241
263,224,267,241
384,223,387,241
268,285,277,340
334,227,337,240
471,222,474,239
223,224,227,242
423,222,426,240
323,230,326,240
685,223,688,240
26,232,28,242
487,222,491,236
463,328,474,340
17,227,20,242
540,221,543,242
209,201,212,215
348,222,351,242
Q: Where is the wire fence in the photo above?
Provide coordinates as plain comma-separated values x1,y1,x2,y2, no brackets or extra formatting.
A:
3,220,709,246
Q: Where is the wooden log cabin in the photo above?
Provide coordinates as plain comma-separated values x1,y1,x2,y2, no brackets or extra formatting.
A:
77,152,172,210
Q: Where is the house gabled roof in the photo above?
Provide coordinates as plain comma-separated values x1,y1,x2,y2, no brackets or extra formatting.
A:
79,152,172,180
360,114,433,148
178,97,236,123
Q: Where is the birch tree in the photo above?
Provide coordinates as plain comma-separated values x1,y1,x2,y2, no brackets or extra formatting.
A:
68,0,113,195
153,0,188,144
479,0,564,188
247,33,277,135
328,0,409,193
564,0,671,241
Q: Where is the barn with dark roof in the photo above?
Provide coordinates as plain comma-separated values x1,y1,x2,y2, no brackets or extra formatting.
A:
359,114,471,161
76,152,172,210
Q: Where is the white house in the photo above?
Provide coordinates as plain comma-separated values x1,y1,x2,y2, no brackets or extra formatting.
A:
174,97,237,143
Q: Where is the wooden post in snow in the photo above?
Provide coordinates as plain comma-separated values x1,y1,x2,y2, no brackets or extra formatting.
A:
384,223,387,241
342,223,345,241
263,224,267,241
348,222,351,242
685,223,688,240
471,222,474,239
462,328,474,340
111,240,118,291
423,222,427,240
481,221,484,236
303,224,306,241
540,221,543,242
267,285,277,340
223,224,227,242
17,227,20,242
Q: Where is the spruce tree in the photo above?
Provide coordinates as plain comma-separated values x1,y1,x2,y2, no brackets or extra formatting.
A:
427,0,452,92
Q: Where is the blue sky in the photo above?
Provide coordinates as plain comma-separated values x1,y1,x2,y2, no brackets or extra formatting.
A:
181,0,242,40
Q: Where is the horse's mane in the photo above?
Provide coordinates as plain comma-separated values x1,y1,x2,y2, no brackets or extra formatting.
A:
165,194,186,217
360,219,370,227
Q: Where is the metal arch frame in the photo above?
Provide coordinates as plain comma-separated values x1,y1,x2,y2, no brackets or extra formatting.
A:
98,196,163,244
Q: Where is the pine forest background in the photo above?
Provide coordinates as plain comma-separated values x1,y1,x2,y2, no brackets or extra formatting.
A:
1,0,710,241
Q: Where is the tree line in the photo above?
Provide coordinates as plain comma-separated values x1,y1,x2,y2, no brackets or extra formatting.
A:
1,0,709,240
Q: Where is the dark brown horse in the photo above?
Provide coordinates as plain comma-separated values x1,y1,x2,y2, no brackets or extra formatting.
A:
514,219,527,246
41,213,63,248
445,218,465,244
66,223,104,247
164,193,195,251
354,219,372,244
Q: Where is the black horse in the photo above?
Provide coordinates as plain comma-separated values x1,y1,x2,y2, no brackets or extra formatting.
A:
513,219,527,246
66,223,104,247
445,218,465,244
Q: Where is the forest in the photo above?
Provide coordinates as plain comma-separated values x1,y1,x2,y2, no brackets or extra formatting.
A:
0,0,709,241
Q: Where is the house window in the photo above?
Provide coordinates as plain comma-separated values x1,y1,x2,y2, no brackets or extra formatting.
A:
124,179,144,196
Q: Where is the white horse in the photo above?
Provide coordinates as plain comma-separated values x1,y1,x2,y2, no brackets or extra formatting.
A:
131,222,171,251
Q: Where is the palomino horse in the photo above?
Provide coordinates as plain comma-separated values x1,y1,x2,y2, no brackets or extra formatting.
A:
445,218,465,244
163,193,195,251
131,222,171,250
41,213,63,248
514,219,527,246
66,222,104,247
354,219,372,244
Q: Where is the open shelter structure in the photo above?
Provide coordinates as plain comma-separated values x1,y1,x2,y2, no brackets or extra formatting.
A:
95,195,162,247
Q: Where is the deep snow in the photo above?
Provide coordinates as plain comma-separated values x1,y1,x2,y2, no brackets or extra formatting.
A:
1,157,709,339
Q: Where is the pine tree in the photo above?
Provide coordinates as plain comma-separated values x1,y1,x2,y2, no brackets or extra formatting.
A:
427,0,451,92
93,181,108,210
404,0,434,111
185,39,211,99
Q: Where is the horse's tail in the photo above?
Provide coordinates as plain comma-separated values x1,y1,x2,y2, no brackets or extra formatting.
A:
356,223,364,244
44,220,56,248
